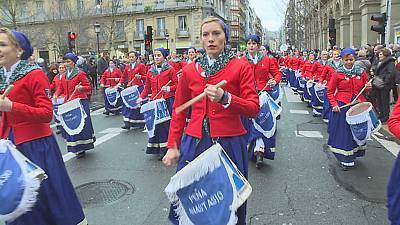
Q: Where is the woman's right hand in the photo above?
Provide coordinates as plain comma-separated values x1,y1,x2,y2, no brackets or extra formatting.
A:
136,98,143,104
332,106,340,112
163,148,180,167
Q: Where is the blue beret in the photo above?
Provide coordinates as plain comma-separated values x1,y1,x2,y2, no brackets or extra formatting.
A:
263,44,270,52
245,34,261,44
154,48,169,58
11,30,33,60
216,19,229,43
63,53,78,63
340,48,356,58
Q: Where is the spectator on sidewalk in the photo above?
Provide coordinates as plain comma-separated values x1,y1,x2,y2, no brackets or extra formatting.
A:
88,58,98,90
97,51,109,77
387,98,400,225
355,49,371,76
373,48,396,123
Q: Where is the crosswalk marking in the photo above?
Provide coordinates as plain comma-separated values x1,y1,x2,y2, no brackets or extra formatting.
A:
295,131,324,138
289,109,309,115
372,134,399,156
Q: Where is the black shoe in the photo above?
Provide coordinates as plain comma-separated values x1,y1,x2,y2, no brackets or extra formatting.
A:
76,151,86,159
340,164,353,171
276,115,281,120
103,111,110,116
255,152,263,169
121,125,130,130
56,130,61,135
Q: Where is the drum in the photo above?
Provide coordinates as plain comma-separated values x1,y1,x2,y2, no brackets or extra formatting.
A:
0,140,47,222
58,98,87,135
314,85,326,104
252,92,279,138
105,87,120,106
140,99,171,138
120,85,140,109
52,97,65,121
346,102,381,145
165,143,252,225
268,85,283,103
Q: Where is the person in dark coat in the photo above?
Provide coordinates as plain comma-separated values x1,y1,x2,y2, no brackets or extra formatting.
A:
88,58,98,90
373,48,396,122
97,51,109,77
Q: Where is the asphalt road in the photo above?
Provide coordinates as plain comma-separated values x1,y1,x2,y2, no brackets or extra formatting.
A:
2,85,398,225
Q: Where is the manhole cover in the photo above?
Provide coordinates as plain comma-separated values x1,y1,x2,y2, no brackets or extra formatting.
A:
75,179,134,208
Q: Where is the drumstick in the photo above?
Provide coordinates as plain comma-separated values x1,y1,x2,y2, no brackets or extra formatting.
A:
175,80,227,114
258,79,277,95
68,82,82,101
127,74,140,86
1,85,14,99
339,79,372,109
153,80,172,100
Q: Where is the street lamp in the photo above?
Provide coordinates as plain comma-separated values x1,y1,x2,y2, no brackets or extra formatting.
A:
94,22,101,58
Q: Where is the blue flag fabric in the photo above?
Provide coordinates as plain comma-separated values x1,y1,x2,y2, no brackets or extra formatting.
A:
345,102,375,146
165,144,252,225
121,86,140,109
58,99,87,135
314,85,326,104
0,140,46,222
140,101,156,138
252,92,280,139
105,87,120,106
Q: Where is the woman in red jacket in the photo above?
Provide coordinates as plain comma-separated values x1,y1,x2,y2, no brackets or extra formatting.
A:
163,16,259,225
241,34,281,168
388,98,400,224
326,48,371,170
138,48,178,160
100,60,124,115
56,53,95,158
119,51,146,130
0,28,87,225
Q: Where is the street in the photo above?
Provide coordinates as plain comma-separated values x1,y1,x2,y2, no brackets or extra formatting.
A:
52,86,396,225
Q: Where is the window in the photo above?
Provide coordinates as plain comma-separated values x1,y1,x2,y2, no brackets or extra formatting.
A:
136,19,144,36
77,0,84,12
115,21,125,39
178,16,187,31
59,0,67,18
36,0,44,12
19,4,28,21
157,17,165,35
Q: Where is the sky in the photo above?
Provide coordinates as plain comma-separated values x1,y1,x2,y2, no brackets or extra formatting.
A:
247,0,288,31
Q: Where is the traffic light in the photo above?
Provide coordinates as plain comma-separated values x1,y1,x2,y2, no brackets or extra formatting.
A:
371,13,387,34
144,34,151,51
328,28,336,47
147,26,153,41
68,32,77,52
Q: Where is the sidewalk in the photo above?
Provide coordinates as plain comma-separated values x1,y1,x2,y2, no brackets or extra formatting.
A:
89,88,104,110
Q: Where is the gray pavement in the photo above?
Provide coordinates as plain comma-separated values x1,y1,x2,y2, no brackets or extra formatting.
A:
2,85,398,225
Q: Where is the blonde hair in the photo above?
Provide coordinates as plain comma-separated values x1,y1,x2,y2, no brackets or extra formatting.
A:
0,27,20,49
358,50,367,57
200,16,225,37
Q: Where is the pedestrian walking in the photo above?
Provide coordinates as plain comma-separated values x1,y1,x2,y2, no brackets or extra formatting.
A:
138,47,177,160
119,51,146,130
326,48,371,170
163,16,259,225
55,53,95,158
0,28,87,225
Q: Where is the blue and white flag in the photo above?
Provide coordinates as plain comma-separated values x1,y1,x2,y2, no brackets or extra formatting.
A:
268,85,283,103
165,144,252,225
0,140,47,222
140,100,156,138
52,97,65,121
121,86,140,109
314,85,326,104
140,99,171,138
105,87,120,106
252,92,277,138
58,99,87,135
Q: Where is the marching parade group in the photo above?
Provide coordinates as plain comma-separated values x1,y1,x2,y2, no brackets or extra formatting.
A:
1,15,400,225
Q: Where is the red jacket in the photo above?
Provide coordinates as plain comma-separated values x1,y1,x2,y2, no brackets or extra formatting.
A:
241,55,281,91
300,60,314,79
56,68,92,101
169,60,182,72
389,98,400,138
319,61,342,83
0,69,53,145
327,69,369,108
50,74,62,93
100,68,123,87
289,56,302,70
167,58,260,149
121,63,147,86
311,61,327,81
140,66,178,100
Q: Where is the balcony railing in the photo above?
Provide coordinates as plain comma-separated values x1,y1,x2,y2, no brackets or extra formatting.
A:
154,29,168,39
176,28,189,38
115,32,127,41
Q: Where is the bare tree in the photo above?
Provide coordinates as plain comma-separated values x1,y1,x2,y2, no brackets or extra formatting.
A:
100,0,124,56
0,0,19,29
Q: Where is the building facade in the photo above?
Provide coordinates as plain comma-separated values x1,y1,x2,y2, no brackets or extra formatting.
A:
295,0,400,50
0,0,229,62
